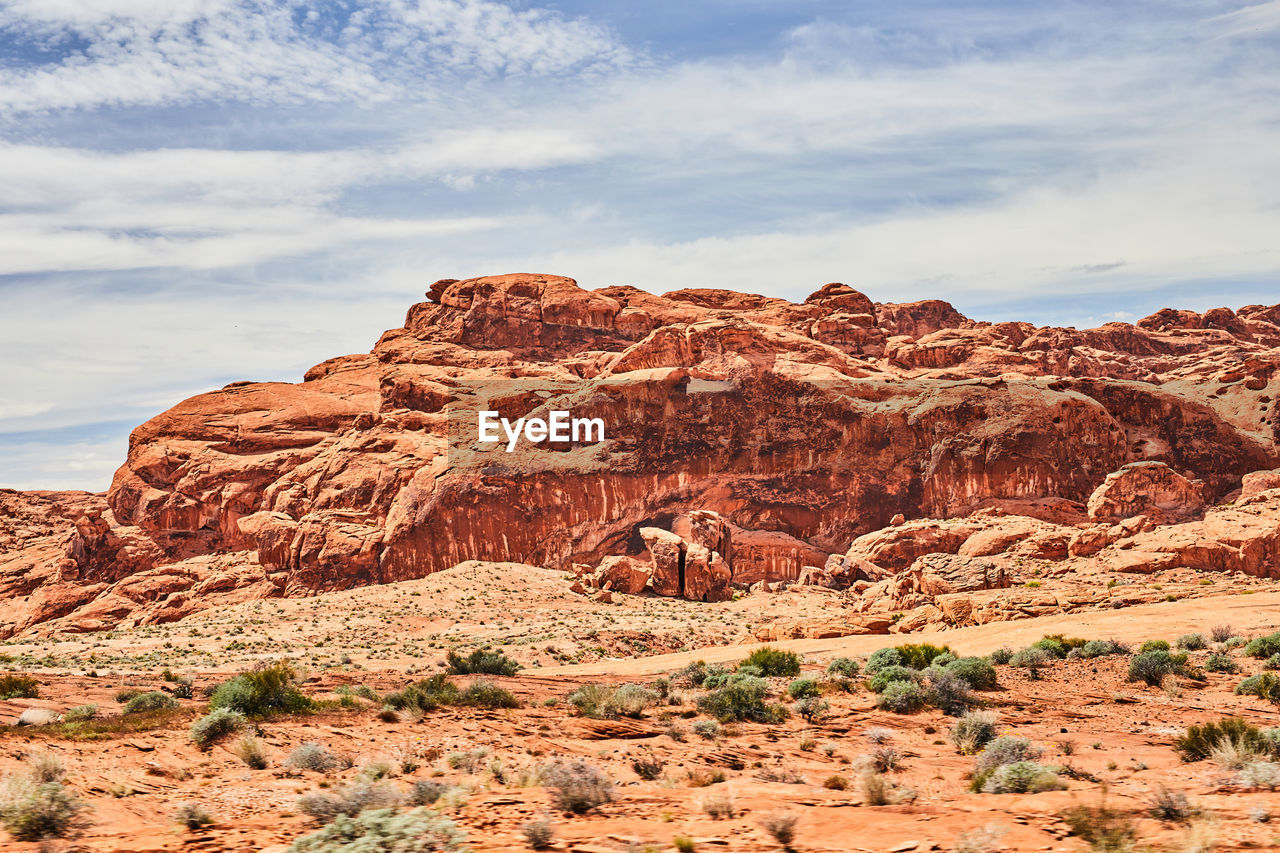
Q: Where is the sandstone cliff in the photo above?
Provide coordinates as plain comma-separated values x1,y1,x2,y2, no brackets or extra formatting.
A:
3,273,1280,636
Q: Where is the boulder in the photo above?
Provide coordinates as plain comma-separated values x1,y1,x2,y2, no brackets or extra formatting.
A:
1086,461,1205,523
16,708,60,726
591,555,650,595
639,528,685,597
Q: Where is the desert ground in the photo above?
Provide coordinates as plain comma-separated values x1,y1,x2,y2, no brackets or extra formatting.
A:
4,565,1280,853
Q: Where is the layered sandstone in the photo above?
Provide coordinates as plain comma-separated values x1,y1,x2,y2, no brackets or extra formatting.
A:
4,273,1280,634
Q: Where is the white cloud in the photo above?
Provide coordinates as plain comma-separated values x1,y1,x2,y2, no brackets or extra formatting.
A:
0,0,631,114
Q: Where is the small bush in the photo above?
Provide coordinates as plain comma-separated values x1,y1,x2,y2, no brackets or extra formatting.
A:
521,818,555,849
541,759,613,814
795,696,828,722
876,681,926,714
232,735,268,769
1031,636,1069,659
288,807,465,852
459,680,520,709
895,643,952,670
28,753,64,784
1265,653,1280,670
1148,786,1195,822
0,780,86,841
1245,632,1280,659
114,688,143,704
445,648,521,676
1205,652,1237,673
981,761,1065,794
943,657,998,690
210,662,313,717
383,674,460,715
951,711,999,754
988,647,1014,665
925,671,976,716
569,683,656,718
692,720,721,740
868,665,919,693
175,802,215,830
630,750,664,781
190,707,246,748
1177,633,1208,651
63,704,97,722
297,782,401,824
1174,717,1267,763
860,767,890,805
1128,650,1189,687
826,657,860,679
0,675,39,700
1009,647,1051,668
123,691,179,714
1062,797,1137,851
975,737,1042,774
822,774,848,791
407,780,446,807
740,647,801,677
787,678,820,699
1210,624,1235,643
865,647,903,674
1236,672,1280,704
1078,639,1128,659
697,676,785,723
287,742,351,773
760,812,798,850
1238,760,1280,790
1139,639,1171,654
700,792,734,819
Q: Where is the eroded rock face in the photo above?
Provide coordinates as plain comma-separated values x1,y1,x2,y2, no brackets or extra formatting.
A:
1086,461,1205,523
5,273,1280,633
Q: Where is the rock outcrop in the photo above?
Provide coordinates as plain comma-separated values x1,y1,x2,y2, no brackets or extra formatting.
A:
4,272,1280,634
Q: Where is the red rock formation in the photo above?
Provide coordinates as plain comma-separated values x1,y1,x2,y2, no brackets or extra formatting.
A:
5,272,1280,633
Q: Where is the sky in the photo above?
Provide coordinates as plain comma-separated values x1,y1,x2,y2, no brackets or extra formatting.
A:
1,0,1279,491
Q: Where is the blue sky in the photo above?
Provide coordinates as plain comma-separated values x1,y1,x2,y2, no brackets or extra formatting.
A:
1,0,1279,490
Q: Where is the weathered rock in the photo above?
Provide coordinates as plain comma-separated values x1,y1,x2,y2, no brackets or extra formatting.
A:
1242,469,1280,499
1087,461,1205,523
591,555,650,595
16,708,59,726
639,528,685,597
682,543,732,603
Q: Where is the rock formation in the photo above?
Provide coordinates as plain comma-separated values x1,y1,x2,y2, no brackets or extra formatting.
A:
4,272,1280,635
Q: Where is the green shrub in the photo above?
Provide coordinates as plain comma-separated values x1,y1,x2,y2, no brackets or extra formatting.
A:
787,678,819,700
541,759,614,814
975,736,1042,774
63,704,97,722
1031,637,1068,659
943,657,998,690
0,780,85,841
458,680,519,709
1077,639,1128,659
174,802,215,830
692,720,721,740
795,696,828,722
981,761,1065,794
925,671,976,716
1009,647,1051,668
1177,633,1207,651
1265,654,1280,670
698,676,786,723
114,688,143,704
383,674,460,715
297,782,401,824
210,663,313,717
1173,717,1268,762
190,707,246,747
868,665,919,693
895,643,952,670
0,675,39,700
1236,672,1280,704
739,647,801,678
826,658,860,679
865,647,903,674
951,710,999,754
1139,639,1171,654
568,683,656,718
289,807,465,852
445,648,521,676
1245,632,1280,659
988,647,1014,665
124,691,179,714
1205,652,1237,673
1062,798,1137,851
876,681,926,714
1128,651,1189,687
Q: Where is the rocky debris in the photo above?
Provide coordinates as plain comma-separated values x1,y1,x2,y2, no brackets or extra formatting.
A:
590,556,649,595
5,273,1280,633
1241,468,1280,499
1086,461,1205,523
